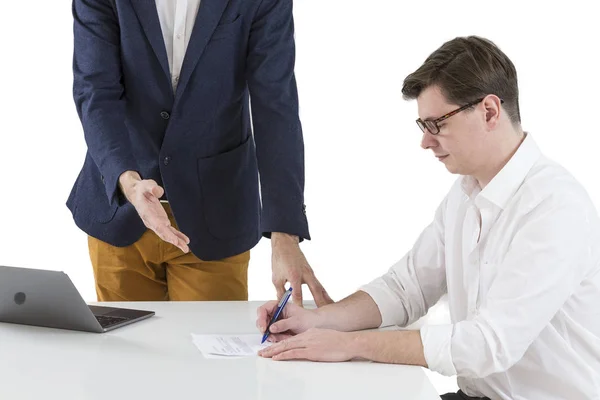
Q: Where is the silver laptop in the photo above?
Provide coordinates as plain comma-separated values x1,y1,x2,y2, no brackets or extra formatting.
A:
0,265,155,333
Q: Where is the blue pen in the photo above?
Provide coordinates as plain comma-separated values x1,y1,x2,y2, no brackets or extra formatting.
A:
261,287,293,344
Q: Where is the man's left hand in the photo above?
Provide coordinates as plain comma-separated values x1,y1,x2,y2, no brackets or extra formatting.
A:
258,328,358,362
271,232,333,307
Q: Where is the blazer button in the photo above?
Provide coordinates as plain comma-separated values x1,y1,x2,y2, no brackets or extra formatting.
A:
163,156,171,166
160,111,170,120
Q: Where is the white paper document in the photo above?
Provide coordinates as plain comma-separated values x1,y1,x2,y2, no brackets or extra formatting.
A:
191,334,270,359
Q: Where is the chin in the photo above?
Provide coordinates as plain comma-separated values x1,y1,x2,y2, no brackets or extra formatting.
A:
444,164,460,175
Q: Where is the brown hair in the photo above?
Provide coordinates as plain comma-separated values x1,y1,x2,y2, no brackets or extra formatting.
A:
402,36,521,125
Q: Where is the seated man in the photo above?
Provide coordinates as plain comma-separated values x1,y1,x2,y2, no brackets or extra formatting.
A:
256,36,600,400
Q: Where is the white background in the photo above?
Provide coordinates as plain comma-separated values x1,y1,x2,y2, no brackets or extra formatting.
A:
1,0,598,395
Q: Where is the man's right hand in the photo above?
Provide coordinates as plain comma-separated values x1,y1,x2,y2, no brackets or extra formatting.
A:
256,300,322,342
118,171,190,253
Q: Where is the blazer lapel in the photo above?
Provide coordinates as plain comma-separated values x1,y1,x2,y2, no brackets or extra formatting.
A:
130,0,171,83
174,0,229,101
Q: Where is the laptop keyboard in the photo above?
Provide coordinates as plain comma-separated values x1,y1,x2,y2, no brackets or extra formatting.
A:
95,314,128,327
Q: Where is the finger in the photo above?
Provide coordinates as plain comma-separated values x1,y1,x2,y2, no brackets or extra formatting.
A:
258,338,295,358
273,279,286,301
257,301,279,332
270,317,298,334
290,278,303,308
258,301,280,333
142,214,170,234
264,333,306,355
168,226,189,252
174,240,189,253
258,300,279,316
175,240,189,253
156,225,183,249
149,184,164,199
272,349,309,361
306,276,334,307
266,333,294,343
140,180,162,201
258,344,278,358
143,190,159,202
155,223,176,242
172,228,190,244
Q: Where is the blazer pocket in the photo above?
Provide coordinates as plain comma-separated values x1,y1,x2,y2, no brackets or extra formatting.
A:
210,15,242,41
197,136,260,240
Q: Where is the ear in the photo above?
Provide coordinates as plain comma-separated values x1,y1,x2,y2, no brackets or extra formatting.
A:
483,95,502,129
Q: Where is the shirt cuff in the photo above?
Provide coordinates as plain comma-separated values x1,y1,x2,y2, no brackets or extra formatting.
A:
420,324,457,376
359,281,407,328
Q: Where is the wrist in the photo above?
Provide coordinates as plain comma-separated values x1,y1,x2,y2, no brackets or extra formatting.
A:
271,232,299,248
348,332,369,360
312,306,329,329
118,170,141,199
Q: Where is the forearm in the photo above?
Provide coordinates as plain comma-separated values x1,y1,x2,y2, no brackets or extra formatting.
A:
353,330,427,367
314,291,382,332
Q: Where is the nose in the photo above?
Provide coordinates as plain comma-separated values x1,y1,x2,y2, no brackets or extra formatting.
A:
420,129,439,150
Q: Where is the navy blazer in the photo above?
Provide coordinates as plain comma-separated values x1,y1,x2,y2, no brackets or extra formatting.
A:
67,0,310,261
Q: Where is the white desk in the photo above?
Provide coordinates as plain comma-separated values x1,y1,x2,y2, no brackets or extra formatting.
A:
0,301,440,400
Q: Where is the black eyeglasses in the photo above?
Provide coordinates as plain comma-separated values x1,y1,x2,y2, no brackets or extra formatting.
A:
416,97,504,135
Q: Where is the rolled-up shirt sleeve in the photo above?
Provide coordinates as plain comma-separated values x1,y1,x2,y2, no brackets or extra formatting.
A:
360,196,449,328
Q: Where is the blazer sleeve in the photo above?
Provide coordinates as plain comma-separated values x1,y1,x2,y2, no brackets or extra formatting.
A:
72,0,140,206
245,0,310,241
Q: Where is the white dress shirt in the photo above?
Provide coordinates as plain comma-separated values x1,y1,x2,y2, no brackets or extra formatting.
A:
361,134,600,400
155,0,202,91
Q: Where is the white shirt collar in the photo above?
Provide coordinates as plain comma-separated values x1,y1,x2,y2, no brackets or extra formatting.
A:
460,133,542,210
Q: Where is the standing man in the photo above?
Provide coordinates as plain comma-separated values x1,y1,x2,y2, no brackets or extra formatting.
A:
68,0,332,305
257,36,600,399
